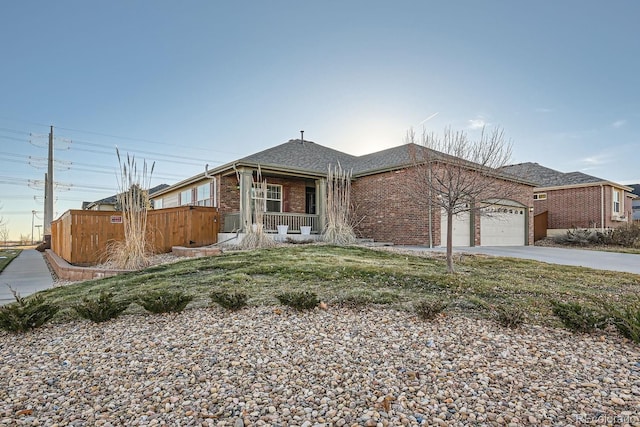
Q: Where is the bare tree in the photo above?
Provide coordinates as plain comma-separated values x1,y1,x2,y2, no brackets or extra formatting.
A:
0,226,8,248
407,126,520,273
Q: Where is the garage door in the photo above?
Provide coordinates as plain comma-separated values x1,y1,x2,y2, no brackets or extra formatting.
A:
480,205,525,246
441,210,471,247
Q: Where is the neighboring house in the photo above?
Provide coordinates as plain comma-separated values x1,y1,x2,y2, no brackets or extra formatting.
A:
151,139,535,246
502,162,635,237
83,184,169,211
630,184,640,221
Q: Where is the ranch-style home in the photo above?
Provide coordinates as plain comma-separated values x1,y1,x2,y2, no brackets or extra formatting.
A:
501,162,636,238
150,139,535,247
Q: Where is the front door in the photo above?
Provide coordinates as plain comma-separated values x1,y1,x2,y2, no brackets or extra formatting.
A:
305,187,316,214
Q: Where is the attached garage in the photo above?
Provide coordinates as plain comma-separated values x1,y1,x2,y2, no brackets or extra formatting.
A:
440,210,471,247
480,204,526,246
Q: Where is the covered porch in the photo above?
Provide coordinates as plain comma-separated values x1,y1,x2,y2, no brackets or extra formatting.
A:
219,166,327,241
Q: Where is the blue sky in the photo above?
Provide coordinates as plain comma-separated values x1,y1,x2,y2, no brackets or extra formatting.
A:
1,1,639,240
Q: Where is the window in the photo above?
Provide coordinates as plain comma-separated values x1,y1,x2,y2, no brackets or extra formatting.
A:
613,189,621,214
154,198,163,209
196,182,214,206
252,184,282,212
180,189,193,206
533,193,547,200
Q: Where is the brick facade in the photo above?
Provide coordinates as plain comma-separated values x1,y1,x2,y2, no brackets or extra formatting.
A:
534,185,634,230
352,167,534,245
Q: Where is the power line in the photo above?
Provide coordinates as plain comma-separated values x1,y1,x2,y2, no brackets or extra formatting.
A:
0,122,242,157
69,139,226,165
56,125,241,156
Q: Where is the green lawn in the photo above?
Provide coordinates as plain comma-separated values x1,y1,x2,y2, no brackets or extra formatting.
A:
34,245,640,326
0,249,21,273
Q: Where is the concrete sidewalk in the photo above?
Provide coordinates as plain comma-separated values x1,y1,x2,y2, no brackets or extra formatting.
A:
0,249,54,305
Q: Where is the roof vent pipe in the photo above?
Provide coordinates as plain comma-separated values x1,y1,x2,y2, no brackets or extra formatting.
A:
300,130,304,144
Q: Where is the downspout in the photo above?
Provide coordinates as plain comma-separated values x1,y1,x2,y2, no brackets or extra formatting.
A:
600,184,605,232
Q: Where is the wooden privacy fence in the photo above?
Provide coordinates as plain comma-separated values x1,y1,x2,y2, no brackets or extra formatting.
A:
534,211,548,242
52,206,219,266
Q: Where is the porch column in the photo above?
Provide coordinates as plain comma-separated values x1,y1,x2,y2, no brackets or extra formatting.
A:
316,178,327,232
238,168,253,232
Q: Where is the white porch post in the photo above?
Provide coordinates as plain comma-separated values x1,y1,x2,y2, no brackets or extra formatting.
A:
238,168,253,231
316,178,327,232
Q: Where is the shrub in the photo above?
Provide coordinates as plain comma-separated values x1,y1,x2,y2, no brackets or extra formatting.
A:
138,290,193,313
551,301,606,333
74,291,130,323
604,223,640,248
276,291,320,311
336,294,373,309
553,228,604,246
494,305,525,329
414,300,447,321
602,299,640,343
0,287,59,332
210,291,248,311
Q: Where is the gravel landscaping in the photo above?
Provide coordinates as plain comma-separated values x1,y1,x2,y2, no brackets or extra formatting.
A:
1,306,639,426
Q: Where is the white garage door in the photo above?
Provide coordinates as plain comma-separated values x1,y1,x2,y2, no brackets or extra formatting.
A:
480,205,525,246
441,210,471,247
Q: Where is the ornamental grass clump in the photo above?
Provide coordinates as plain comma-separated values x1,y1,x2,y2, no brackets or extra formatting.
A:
210,291,249,311
73,291,130,323
324,163,357,245
104,149,155,270
0,286,59,332
138,290,194,313
276,291,320,311
240,166,277,250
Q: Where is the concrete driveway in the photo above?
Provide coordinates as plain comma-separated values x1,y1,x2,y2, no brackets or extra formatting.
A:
399,245,640,275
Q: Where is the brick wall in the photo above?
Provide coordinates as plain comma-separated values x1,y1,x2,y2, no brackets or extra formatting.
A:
262,176,308,213
352,167,534,245
534,185,634,230
352,169,435,245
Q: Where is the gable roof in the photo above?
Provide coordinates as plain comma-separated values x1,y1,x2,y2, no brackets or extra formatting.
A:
502,162,633,190
153,139,533,198
237,139,360,174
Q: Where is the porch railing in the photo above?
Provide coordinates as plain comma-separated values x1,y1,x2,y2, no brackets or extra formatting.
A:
222,212,319,233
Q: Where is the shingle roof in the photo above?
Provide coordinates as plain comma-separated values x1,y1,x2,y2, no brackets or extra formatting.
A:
237,139,359,174
630,184,640,196
156,139,532,197
236,140,456,176
501,162,605,187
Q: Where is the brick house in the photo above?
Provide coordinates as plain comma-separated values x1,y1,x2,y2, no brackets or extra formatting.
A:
631,184,640,221
151,139,535,246
502,162,635,238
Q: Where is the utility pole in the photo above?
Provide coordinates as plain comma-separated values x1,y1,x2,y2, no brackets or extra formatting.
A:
44,125,54,247
31,210,35,245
